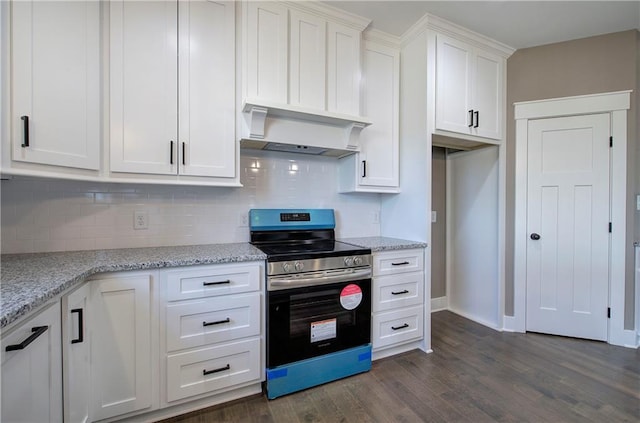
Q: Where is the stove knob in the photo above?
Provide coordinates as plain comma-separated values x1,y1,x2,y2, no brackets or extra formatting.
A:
344,257,354,266
294,261,304,271
353,256,362,266
282,262,292,273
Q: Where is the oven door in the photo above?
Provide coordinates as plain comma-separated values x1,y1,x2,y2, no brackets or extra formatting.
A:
267,277,371,368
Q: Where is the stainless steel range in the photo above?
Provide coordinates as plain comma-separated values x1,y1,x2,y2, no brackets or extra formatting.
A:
249,209,372,399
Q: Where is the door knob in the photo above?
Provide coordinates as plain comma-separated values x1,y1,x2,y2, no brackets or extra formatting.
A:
530,233,541,240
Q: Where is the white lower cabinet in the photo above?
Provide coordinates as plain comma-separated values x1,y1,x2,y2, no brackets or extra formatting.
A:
161,262,264,406
371,249,426,359
1,301,62,423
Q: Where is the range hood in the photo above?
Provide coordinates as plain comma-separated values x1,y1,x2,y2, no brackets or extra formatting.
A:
239,100,372,158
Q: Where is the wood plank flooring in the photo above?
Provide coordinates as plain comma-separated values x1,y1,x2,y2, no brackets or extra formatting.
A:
159,311,640,422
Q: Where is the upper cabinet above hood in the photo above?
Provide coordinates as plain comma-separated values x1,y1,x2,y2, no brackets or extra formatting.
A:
239,100,372,158
239,1,372,158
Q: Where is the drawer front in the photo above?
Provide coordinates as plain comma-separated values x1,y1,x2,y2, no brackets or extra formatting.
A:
166,293,261,352
166,338,261,402
373,249,424,276
165,263,261,301
372,305,424,350
373,271,424,312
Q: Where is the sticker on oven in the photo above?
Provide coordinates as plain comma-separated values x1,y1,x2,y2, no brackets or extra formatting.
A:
340,284,363,310
310,318,337,343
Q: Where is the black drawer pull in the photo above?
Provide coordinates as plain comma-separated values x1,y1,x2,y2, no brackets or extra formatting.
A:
21,116,30,147
391,323,409,331
203,364,230,376
5,326,48,351
170,141,174,164
362,160,367,178
203,318,230,327
182,142,186,166
468,109,474,127
71,308,84,344
203,280,231,286
391,290,409,295
474,110,479,128
391,261,410,266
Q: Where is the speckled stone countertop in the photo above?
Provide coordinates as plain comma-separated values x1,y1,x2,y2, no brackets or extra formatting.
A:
340,236,427,251
0,243,266,329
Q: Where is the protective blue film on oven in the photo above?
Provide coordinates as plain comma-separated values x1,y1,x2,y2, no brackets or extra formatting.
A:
249,209,335,231
265,344,372,399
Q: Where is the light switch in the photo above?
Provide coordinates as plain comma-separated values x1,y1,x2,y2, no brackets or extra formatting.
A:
431,211,437,223
637,194,640,211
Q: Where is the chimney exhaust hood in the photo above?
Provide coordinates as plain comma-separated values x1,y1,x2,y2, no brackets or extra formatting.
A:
239,100,372,158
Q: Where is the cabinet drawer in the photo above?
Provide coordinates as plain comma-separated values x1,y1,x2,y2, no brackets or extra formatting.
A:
166,338,261,402
372,305,424,350
373,271,424,312
373,249,424,276
165,263,261,301
166,293,261,352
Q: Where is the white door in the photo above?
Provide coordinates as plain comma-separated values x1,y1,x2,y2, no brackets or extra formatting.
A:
435,34,472,135
91,274,152,420
62,283,91,423
178,0,236,178
11,0,100,170
472,49,502,140
526,113,610,341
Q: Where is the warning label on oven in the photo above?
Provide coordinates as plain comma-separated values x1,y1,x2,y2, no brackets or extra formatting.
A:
310,318,337,343
340,284,363,310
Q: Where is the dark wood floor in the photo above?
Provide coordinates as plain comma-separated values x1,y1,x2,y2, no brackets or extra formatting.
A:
160,311,640,422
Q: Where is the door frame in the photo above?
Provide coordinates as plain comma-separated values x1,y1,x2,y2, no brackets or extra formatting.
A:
513,90,633,347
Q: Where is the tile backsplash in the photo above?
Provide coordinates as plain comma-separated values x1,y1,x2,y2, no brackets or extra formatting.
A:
1,151,381,254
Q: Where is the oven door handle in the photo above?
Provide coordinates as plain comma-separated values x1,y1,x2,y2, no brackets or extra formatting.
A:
268,268,371,290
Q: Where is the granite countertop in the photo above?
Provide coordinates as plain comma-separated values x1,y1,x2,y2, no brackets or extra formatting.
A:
0,243,266,329
340,236,427,252
0,237,424,330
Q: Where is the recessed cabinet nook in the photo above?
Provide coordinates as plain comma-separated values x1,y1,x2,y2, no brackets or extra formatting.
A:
0,0,514,421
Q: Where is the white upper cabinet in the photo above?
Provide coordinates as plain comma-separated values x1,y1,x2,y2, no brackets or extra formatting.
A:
339,33,400,193
289,9,326,110
326,22,361,116
435,33,504,140
245,1,288,104
110,0,236,180
243,1,369,117
10,0,100,170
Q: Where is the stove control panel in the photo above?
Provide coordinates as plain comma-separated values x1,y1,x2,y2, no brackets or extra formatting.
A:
269,255,372,276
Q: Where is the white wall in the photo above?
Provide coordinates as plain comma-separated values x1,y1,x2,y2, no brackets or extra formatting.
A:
0,150,381,254
447,146,500,329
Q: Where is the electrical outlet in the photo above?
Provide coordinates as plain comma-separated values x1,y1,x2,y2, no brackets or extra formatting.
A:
372,211,380,224
134,210,148,230
637,194,640,211
238,213,249,227
431,211,437,223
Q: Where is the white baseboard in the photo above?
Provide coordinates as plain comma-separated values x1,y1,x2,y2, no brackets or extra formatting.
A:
502,315,524,333
431,296,448,312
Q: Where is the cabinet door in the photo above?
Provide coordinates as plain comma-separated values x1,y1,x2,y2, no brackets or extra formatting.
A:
472,49,503,140
245,2,288,103
1,302,62,423
91,274,152,421
327,22,361,116
359,40,399,189
110,0,178,175
179,0,236,178
62,283,91,423
289,10,326,110
435,34,473,135
11,0,100,170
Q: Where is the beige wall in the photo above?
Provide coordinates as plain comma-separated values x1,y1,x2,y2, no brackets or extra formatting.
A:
506,30,639,328
431,147,447,298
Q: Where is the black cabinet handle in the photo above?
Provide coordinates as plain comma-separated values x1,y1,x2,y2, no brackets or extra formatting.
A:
391,290,409,295
362,160,367,178
530,233,541,240
468,110,474,127
5,326,48,351
391,323,409,331
203,364,230,376
474,111,479,128
203,280,231,286
391,261,410,266
21,115,29,147
71,308,84,344
170,141,174,164
203,318,230,327
182,142,186,166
